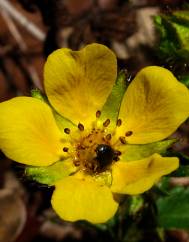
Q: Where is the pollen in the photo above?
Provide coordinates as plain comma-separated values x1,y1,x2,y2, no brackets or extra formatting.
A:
68,115,127,175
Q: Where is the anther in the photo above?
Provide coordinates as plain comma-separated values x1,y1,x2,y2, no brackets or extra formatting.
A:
106,134,112,140
64,128,70,134
96,110,101,118
114,150,121,156
78,123,84,131
77,144,86,150
63,147,69,152
119,136,126,144
113,157,120,161
73,159,80,167
125,131,133,137
103,119,110,127
117,119,122,127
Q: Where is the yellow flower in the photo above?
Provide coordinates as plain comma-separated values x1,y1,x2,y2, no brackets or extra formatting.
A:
0,44,189,224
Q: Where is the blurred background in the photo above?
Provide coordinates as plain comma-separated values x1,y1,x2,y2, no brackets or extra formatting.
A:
0,0,189,242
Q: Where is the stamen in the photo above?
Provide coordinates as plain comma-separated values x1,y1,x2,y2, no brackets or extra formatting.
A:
77,144,86,150
116,119,122,127
114,150,121,156
119,136,126,144
96,110,101,118
113,157,120,161
106,134,112,140
125,131,133,137
73,159,80,167
63,147,69,152
103,119,110,127
64,128,70,134
78,123,84,131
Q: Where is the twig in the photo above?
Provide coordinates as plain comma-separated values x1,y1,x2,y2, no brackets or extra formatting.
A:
0,8,43,89
170,177,189,187
0,0,45,41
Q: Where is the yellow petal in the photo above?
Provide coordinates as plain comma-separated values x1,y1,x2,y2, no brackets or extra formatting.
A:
0,97,63,166
111,154,179,194
117,66,189,144
51,176,118,223
44,43,117,126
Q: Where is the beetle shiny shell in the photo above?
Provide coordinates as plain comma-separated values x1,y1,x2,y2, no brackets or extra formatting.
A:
95,144,114,168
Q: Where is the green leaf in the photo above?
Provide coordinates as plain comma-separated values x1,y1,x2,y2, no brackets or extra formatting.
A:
166,150,189,163
157,187,189,229
154,15,179,59
25,160,77,185
179,74,189,88
173,10,189,25
129,196,144,215
121,139,175,162
171,21,189,52
172,165,189,177
98,70,128,130
154,12,189,61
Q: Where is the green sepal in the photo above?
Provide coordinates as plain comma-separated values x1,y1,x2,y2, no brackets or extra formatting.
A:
98,70,128,130
25,160,77,185
31,88,76,131
157,187,189,229
120,139,176,162
53,111,76,132
31,88,47,102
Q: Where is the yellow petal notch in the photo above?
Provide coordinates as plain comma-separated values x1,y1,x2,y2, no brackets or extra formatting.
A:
44,43,117,126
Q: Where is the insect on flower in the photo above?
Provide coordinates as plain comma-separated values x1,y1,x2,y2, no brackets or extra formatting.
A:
0,43,189,224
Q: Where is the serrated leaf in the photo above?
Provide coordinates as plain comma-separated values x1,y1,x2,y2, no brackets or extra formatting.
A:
154,13,189,61
157,187,189,229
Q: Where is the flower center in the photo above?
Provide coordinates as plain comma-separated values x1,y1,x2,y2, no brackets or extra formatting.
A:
62,112,133,175
73,127,118,174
